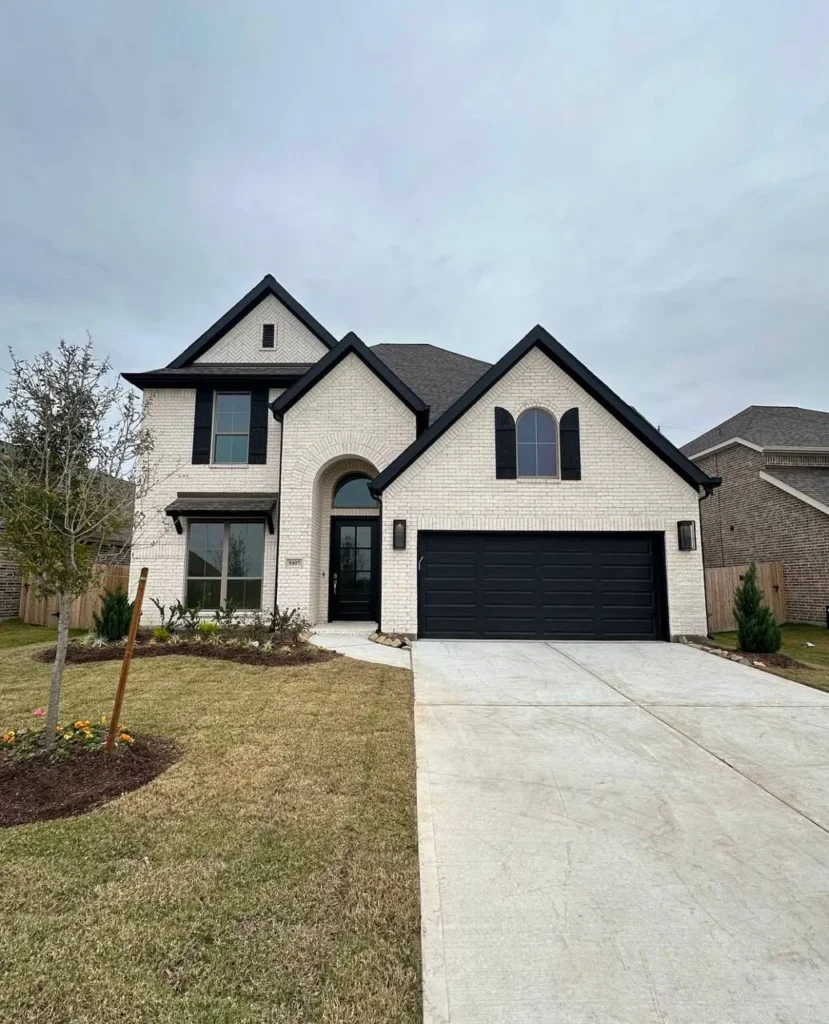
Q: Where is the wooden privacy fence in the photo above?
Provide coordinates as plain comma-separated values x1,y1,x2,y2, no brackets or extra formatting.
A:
705,561,786,633
18,564,130,630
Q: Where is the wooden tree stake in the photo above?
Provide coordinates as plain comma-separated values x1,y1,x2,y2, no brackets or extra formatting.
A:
106,567,148,753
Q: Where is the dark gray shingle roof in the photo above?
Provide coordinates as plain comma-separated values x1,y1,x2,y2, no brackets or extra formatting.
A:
764,468,829,509
165,492,278,515
371,344,491,421
682,406,829,456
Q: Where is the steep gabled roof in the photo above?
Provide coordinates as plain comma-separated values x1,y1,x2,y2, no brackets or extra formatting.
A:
167,275,338,368
270,331,430,431
372,325,720,494
371,344,491,422
682,406,829,457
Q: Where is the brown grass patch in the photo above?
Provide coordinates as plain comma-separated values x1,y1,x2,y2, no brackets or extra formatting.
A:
0,646,419,1023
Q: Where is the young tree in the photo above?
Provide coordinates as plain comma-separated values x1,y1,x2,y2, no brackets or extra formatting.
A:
733,562,782,653
0,339,154,748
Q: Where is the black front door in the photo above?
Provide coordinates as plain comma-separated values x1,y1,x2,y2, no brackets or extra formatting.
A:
329,517,380,620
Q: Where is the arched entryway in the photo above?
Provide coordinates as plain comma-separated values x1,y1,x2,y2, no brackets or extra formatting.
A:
310,456,380,624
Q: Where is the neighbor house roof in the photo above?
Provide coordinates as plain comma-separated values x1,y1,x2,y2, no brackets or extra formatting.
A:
270,332,430,431
682,406,829,457
122,363,312,390
372,344,491,421
372,325,720,494
167,275,338,368
759,467,829,516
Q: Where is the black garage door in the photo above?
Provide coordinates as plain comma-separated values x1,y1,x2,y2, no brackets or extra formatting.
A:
418,532,668,641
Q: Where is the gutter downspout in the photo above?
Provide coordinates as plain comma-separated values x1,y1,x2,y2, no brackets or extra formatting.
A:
272,404,285,616
698,477,721,637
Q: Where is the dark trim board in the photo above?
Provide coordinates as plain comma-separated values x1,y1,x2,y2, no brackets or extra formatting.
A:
168,274,338,367
417,530,670,641
373,326,721,495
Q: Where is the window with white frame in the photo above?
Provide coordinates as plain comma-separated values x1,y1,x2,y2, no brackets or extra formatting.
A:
187,521,265,609
213,393,251,463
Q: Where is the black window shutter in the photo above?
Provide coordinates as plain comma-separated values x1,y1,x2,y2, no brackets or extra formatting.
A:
248,389,269,464
192,389,214,464
560,407,581,480
494,407,517,479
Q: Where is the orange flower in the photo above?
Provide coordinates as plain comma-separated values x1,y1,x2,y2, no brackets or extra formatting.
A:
119,733,134,743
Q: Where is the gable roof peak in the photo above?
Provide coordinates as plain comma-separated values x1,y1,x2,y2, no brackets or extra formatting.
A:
372,323,719,494
167,273,338,368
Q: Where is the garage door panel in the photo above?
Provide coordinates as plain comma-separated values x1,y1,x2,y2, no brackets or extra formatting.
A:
419,531,667,641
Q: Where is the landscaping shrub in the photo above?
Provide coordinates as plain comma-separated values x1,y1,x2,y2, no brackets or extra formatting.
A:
270,606,312,642
152,626,171,642
197,620,220,637
733,562,782,653
93,587,134,641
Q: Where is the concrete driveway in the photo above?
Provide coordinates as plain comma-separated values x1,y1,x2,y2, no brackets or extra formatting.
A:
414,640,829,1024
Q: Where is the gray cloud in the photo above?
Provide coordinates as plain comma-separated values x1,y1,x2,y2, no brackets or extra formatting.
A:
1,0,827,444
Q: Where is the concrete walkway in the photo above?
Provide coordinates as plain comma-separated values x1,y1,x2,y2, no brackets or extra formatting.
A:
414,640,829,1024
309,625,410,668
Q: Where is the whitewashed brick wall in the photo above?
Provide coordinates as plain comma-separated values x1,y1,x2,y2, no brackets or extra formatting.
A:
195,295,329,364
277,353,416,621
129,386,283,623
381,346,707,636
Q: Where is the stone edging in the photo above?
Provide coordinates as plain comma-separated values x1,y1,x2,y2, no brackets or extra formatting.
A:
369,631,411,650
676,635,772,669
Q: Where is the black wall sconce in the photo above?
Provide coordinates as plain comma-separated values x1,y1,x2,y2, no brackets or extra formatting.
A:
677,520,697,551
393,519,407,549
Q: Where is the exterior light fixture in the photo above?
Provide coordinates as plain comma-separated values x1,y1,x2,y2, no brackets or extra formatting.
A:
677,520,697,551
393,519,407,550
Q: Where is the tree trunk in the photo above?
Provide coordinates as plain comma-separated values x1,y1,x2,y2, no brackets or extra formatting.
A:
44,591,73,750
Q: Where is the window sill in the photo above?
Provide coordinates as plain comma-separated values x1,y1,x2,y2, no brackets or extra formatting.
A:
513,476,563,484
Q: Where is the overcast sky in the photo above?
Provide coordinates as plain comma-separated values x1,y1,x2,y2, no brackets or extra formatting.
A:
1,1,826,445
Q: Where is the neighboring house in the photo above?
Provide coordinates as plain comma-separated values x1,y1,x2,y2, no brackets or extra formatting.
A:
682,406,829,623
123,274,719,641
0,522,23,619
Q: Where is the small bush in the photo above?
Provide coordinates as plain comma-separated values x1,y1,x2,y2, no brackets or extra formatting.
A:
269,606,312,643
1,715,135,761
198,620,220,637
152,626,171,642
93,588,134,641
214,598,240,627
733,562,782,653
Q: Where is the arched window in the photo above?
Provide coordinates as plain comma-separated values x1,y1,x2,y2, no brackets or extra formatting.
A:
516,409,558,477
333,472,379,508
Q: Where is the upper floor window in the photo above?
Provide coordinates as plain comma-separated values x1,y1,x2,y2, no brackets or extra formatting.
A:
517,409,558,477
213,392,251,464
333,473,379,508
261,324,275,349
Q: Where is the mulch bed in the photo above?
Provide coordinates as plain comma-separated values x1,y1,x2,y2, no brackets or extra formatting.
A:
0,738,181,828
36,642,337,668
685,637,808,670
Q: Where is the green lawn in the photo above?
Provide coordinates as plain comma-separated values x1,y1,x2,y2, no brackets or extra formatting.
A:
714,622,829,692
0,643,420,1023
0,618,85,649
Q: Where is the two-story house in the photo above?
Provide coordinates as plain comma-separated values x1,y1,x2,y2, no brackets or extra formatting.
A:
123,275,719,640
683,406,829,623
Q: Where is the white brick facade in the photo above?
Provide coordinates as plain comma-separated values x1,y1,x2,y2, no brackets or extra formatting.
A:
380,346,707,636
128,386,283,622
277,353,416,621
195,294,329,364
129,284,708,639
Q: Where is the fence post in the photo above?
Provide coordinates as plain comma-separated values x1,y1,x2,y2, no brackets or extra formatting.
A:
106,567,148,753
